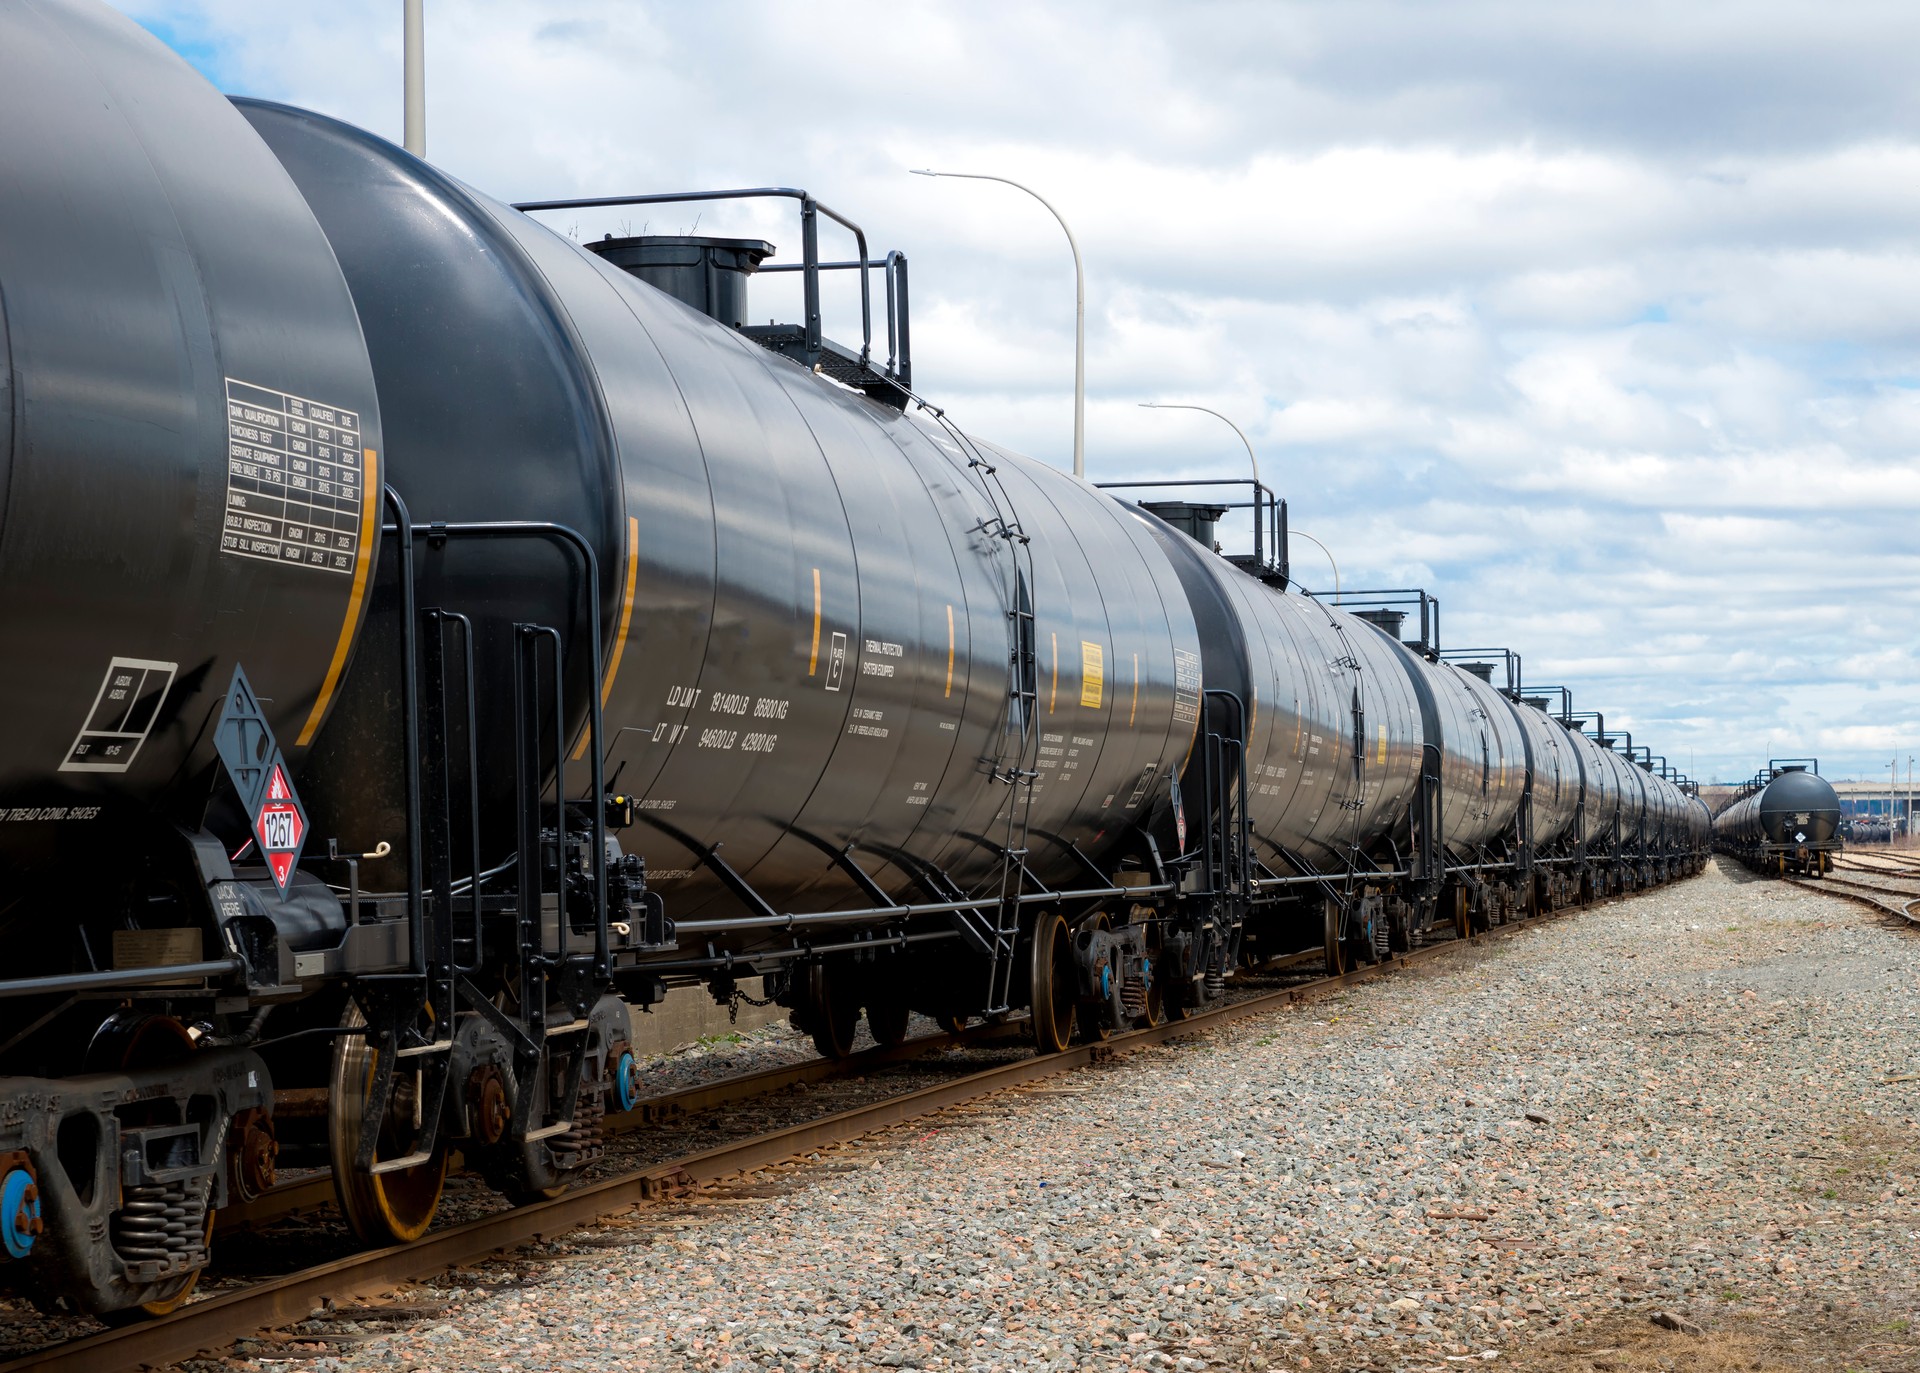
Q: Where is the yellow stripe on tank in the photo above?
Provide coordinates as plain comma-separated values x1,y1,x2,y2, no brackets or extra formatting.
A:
601,517,641,704
808,568,822,675
297,447,380,747
572,516,641,761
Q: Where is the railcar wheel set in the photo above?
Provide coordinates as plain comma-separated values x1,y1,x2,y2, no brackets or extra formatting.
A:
0,1,1712,1317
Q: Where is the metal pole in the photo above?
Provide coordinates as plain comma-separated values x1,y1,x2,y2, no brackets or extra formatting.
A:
1137,403,1260,486
1289,529,1339,596
912,169,1084,479
403,0,425,157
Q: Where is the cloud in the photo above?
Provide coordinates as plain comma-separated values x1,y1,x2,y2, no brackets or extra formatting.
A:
111,0,1920,783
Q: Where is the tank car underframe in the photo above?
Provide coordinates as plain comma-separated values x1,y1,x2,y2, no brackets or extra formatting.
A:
643,689,1263,1049
1715,837,1839,878
1236,731,1708,973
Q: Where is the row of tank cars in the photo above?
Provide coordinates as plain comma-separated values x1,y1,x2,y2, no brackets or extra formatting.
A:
0,1,1709,1320
1712,762,1844,875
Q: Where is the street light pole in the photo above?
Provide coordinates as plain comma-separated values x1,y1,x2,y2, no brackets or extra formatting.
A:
403,0,425,157
1289,529,1340,596
1137,403,1261,487
912,169,1084,479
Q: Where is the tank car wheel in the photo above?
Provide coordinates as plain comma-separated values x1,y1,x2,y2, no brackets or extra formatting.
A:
1163,981,1198,1022
936,1014,968,1036
1137,968,1169,1028
865,987,911,1048
328,1003,449,1247
1133,928,1176,1025
1074,914,1115,1044
85,1013,216,1319
805,962,860,1059
1028,912,1075,1054
1324,899,1352,976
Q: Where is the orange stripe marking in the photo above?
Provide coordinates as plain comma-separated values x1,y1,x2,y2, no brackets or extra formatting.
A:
297,447,379,746
573,516,641,761
808,568,822,675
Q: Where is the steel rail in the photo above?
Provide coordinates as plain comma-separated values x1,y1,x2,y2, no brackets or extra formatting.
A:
2,898,1604,1373
1834,854,1920,879
1787,872,1920,924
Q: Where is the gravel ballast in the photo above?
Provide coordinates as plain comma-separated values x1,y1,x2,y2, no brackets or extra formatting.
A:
225,861,1920,1370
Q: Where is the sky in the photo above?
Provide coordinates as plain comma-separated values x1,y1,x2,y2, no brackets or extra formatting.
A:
120,0,1920,788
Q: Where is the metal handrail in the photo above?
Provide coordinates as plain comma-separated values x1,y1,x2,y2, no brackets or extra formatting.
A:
512,187,878,367
1097,477,1287,580
1310,587,1441,655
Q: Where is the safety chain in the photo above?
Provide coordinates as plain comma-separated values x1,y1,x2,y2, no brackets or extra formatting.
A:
727,987,777,1025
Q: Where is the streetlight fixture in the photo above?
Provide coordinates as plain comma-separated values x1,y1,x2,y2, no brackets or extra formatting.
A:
1137,400,1290,576
1290,528,1340,596
1134,401,1338,592
911,168,1085,479
1137,403,1262,486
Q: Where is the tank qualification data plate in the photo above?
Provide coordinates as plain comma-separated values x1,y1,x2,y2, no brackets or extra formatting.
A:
221,378,365,574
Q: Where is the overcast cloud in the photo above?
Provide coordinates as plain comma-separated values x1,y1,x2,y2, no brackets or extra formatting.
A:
120,0,1920,787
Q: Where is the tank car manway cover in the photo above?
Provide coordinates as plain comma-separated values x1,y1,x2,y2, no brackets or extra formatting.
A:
214,666,309,894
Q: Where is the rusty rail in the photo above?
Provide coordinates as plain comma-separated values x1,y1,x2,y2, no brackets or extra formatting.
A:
1789,872,1920,924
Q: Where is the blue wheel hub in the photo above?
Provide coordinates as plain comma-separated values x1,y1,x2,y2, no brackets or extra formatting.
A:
2,1168,39,1260
1100,966,1111,999
612,1050,639,1112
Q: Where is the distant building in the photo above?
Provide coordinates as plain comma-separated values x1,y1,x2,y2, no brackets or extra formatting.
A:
1831,780,1912,835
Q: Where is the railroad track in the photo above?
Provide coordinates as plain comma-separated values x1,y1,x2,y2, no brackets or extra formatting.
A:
212,1015,1032,1236
1,897,1605,1373
1788,870,1920,924
1834,854,1920,881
